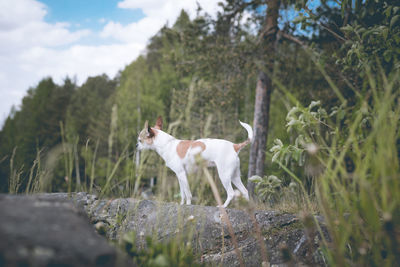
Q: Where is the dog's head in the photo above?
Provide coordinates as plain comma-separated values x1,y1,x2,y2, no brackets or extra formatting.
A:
136,116,163,151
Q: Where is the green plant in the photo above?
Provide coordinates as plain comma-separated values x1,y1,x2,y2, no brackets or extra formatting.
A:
249,175,283,204
269,68,400,265
122,231,202,267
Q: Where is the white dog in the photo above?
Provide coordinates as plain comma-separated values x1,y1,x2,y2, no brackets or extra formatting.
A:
136,116,253,207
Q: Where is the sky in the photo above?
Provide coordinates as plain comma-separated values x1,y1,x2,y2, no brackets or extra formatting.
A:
0,0,223,127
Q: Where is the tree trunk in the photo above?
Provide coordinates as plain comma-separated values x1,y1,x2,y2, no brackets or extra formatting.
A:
248,0,280,198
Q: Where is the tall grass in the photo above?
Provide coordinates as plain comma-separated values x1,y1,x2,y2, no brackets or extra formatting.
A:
264,66,400,266
8,147,23,194
315,70,400,266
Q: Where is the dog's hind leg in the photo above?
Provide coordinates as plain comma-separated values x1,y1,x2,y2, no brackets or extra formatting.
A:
230,162,249,201
232,174,249,201
216,161,235,208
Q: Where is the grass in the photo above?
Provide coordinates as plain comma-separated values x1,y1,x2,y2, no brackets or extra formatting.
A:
314,69,400,266
263,66,400,266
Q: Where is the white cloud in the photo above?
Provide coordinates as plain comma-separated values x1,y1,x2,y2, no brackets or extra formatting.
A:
118,0,221,18
101,16,163,44
0,0,46,30
102,0,223,43
18,43,144,82
0,0,223,127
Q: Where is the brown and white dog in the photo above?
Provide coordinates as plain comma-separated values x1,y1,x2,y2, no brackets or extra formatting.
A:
136,116,253,207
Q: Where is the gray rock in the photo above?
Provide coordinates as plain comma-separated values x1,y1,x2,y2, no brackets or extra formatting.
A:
0,194,133,267
0,192,328,266
70,193,328,266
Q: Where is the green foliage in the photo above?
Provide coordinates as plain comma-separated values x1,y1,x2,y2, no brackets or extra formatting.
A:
122,232,202,267
339,1,400,71
0,77,74,192
270,100,344,167
268,69,400,265
66,74,116,146
249,175,283,203
292,0,400,74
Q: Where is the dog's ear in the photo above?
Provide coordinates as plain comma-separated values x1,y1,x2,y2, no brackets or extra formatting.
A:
143,120,149,133
155,116,163,130
148,126,155,138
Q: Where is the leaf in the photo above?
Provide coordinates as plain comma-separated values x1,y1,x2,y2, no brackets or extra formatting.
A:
361,29,372,40
394,34,400,44
275,139,283,146
308,100,321,109
271,151,280,163
287,106,299,118
284,152,291,165
295,134,305,146
382,27,389,40
286,119,298,130
267,175,280,183
293,149,300,162
383,50,392,62
248,175,263,183
391,15,400,29
341,25,354,34
384,6,392,18
299,151,305,166
270,145,280,152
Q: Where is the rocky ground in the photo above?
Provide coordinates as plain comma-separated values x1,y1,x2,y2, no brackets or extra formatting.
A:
0,193,328,266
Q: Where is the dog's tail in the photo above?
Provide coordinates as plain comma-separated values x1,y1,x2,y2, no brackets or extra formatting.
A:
233,121,253,153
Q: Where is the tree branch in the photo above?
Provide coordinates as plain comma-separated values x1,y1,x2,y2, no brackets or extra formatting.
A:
303,6,347,43
280,31,308,48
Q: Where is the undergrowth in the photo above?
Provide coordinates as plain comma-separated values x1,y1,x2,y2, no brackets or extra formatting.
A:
122,232,203,267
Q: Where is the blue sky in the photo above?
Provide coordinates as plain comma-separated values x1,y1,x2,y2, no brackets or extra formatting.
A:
40,0,146,46
41,0,145,32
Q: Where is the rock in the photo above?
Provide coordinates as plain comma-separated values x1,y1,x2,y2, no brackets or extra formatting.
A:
0,192,328,266
0,194,133,267
69,193,327,266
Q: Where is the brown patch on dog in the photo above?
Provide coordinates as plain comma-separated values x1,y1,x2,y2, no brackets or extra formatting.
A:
155,116,163,130
176,140,206,159
177,141,192,158
148,127,155,138
192,141,206,153
233,139,250,153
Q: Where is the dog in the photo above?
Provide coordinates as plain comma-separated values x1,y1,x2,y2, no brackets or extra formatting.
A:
136,116,253,207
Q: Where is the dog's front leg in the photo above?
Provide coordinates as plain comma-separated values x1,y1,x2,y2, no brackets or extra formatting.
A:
176,171,192,205
176,178,186,205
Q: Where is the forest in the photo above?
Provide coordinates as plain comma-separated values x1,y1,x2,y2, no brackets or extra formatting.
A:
0,0,399,266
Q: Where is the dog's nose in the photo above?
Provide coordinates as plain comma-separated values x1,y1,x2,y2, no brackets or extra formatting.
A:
135,143,139,149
